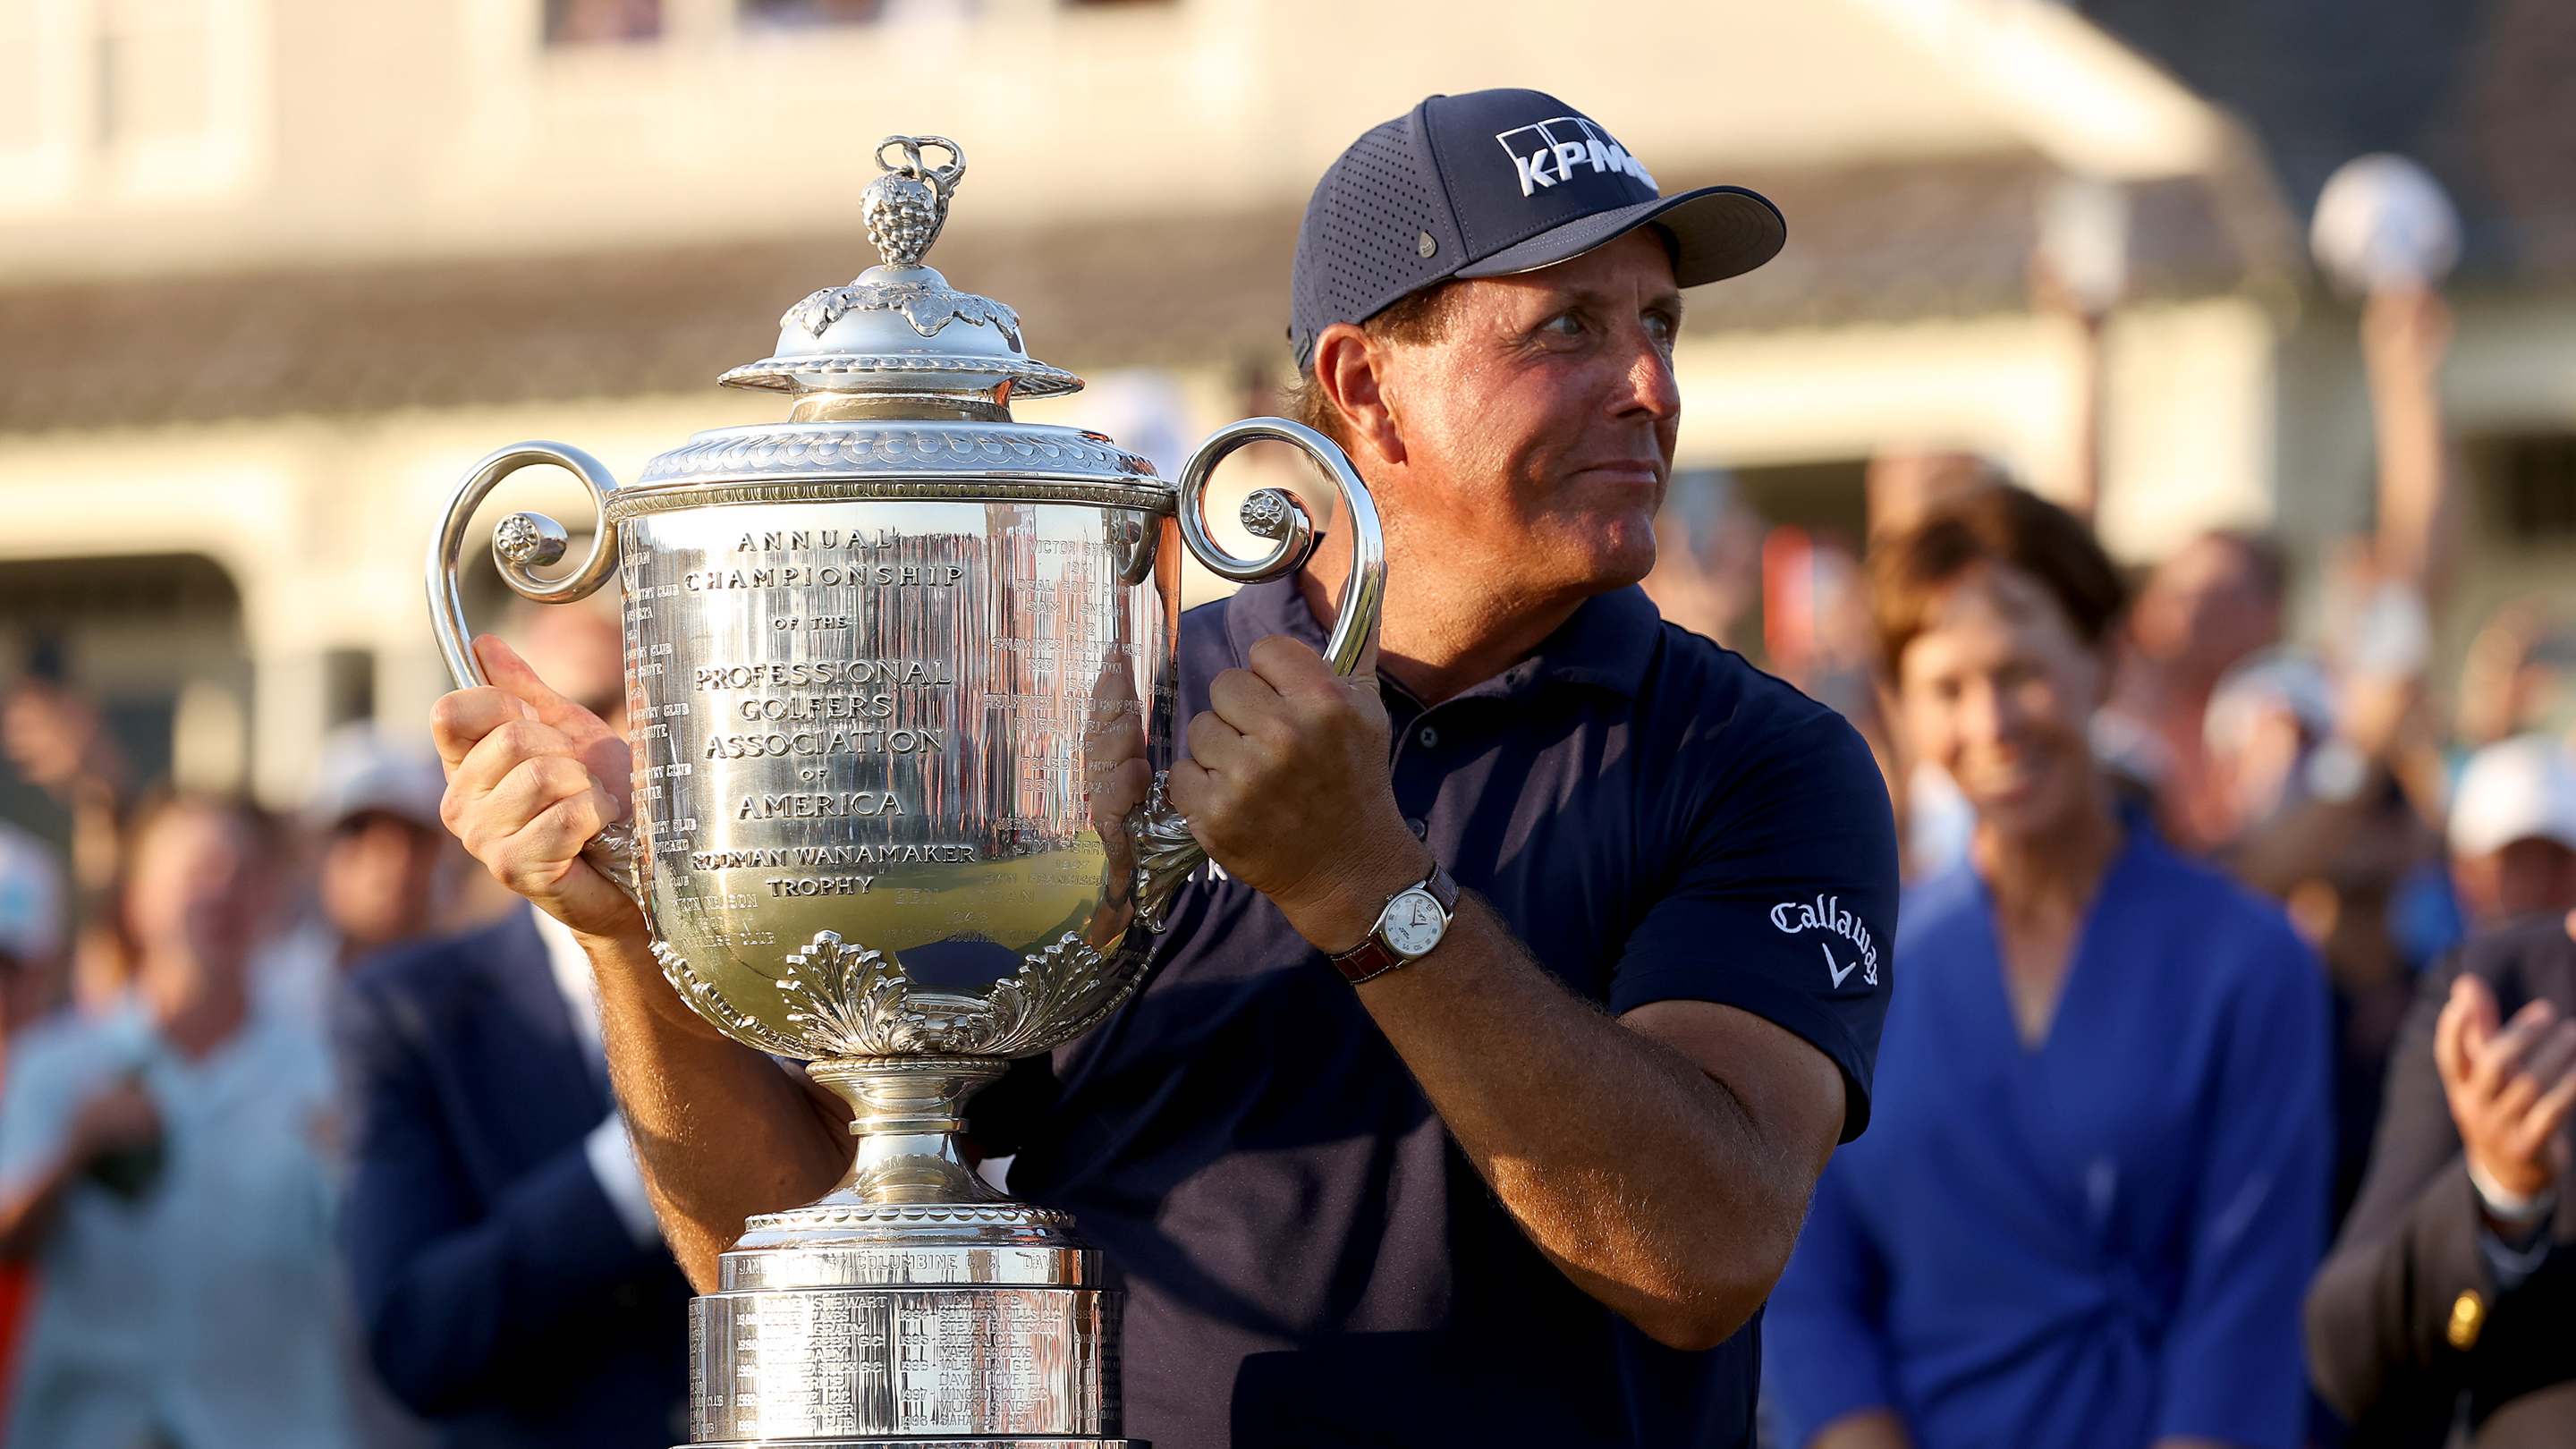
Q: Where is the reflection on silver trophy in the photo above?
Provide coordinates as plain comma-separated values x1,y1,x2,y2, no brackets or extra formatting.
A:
426,135,1385,1449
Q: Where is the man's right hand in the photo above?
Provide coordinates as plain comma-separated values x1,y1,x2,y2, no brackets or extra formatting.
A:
2436,971,2576,1203
431,634,641,941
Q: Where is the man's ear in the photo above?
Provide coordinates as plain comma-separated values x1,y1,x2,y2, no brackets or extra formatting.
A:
1313,323,1405,470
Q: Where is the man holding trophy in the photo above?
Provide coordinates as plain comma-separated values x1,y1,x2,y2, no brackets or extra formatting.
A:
430,89,1895,1449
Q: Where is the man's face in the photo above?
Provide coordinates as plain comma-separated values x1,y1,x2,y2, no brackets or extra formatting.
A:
320,810,445,955
1366,229,1682,600
2453,837,2576,927
1897,564,2108,844
2131,537,2279,681
124,802,266,982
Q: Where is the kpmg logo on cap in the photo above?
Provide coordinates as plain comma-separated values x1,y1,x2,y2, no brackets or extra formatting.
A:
1494,116,1657,199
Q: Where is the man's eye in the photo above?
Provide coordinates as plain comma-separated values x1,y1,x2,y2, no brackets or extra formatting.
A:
1644,312,1676,348
1539,313,1584,338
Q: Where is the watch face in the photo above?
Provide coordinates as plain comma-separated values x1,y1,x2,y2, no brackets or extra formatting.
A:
1379,888,1447,958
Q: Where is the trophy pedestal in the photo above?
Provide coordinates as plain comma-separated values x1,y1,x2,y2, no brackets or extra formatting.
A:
683,1063,1139,1448
690,1233,1132,1446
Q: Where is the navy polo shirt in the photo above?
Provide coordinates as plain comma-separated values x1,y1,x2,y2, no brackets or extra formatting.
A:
979,578,1898,1449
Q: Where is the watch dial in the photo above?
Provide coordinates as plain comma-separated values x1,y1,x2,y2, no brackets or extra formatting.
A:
1381,889,1446,957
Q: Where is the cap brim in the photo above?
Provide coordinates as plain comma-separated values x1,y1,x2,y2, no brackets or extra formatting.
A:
1454,185,1784,288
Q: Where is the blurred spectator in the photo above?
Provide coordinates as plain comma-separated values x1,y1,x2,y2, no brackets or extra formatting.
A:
0,822,65,1035
2199,647,2339,850
2094,531,2288,852
1863,451,1998,544
245,726,455,1449
2306,914,2576,1444
511,598,627,736
338,899,688,1445
542,0,659,44
1764,487,2329,1449
1761,524,1908,865
1762,526,1877,727
2455,602,2575,752
2212,638,2454,1224
3,670,135,1013
0,823,65,1424
1863,450,2004,879
1640,469,1764,654
0,794,352,1449
259,726,455,1030
2446,737,2576,932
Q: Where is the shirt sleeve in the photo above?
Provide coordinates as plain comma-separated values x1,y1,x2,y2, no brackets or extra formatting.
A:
1608,709,1900,1140
0,1023,109,1201
1761,1155,1902,1446
2154,914,2333,1448
582,1112,662,1248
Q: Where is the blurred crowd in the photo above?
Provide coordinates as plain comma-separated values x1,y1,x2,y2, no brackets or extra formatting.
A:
0,217,2567,1449
0,597,681,1449
1644,276,2575,1447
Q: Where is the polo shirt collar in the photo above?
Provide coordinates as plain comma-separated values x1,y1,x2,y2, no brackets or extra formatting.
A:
1222,579,1660,702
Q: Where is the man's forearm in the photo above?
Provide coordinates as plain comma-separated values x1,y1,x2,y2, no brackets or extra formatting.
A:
1352,896,1824,1349
581,923,853,1290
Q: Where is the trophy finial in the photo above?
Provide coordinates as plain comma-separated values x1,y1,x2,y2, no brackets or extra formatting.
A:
719,130,1082,410
861,134,965,270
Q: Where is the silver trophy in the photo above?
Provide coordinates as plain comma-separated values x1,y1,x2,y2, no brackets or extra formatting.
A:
426,135,1384,1449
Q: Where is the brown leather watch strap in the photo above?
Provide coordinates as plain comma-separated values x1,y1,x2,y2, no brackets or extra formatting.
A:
1326,863,1461,985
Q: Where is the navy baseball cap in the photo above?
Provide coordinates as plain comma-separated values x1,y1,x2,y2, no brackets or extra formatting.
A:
1289,89,1785,370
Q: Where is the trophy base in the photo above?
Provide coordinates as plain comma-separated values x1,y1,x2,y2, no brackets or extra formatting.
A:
686,1060,1133,1446
684,1441,1138,1448
690,1251,1130,1445
688,1441,1137,1447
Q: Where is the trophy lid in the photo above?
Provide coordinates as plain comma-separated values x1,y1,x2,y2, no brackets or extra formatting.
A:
720,136,1081,419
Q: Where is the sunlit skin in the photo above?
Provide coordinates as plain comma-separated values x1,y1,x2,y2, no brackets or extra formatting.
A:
1300,227,1681,705
430,225,1847,1353
1899,564,2111,850
1817,569,2222,1449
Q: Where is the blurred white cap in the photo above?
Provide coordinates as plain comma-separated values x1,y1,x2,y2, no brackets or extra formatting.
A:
2206,647,2337,759
2449,734,2576,859
0,821,64,965
308,724,446,835
2312,153,2462,292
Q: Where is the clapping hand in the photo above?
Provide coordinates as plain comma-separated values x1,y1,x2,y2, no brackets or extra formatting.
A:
2436,970,2576,1210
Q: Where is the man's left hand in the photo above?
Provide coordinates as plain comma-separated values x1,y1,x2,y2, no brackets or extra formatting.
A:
1164,633,1425,949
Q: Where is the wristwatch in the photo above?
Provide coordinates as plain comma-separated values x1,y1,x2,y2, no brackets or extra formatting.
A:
1327,862,1461,985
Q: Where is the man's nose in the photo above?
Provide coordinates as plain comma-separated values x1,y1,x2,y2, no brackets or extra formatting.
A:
1615,334,1681,420
1959,678,2009,746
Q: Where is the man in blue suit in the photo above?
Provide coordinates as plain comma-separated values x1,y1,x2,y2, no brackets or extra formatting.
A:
337,902,691,1449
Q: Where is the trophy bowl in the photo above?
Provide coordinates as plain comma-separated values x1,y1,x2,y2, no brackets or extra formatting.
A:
425,136,1383,1448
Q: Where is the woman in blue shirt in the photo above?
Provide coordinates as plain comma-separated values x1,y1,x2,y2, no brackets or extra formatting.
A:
1763,487,2330,1449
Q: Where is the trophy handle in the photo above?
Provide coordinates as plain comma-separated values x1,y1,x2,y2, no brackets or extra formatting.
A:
424,441,639,899
1131,417,1389,930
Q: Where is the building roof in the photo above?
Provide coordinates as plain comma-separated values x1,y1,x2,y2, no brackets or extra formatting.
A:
0,150,2291,436
2077,0,2576,281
